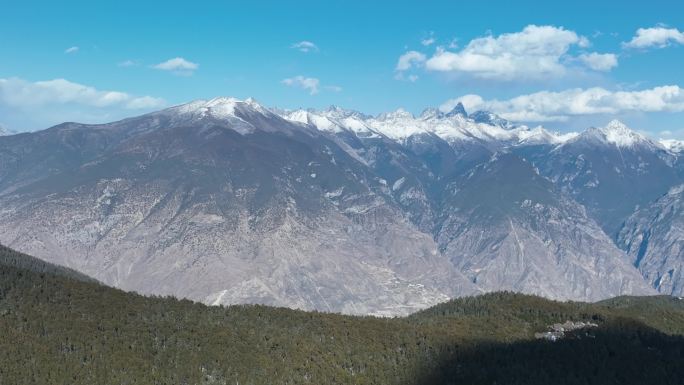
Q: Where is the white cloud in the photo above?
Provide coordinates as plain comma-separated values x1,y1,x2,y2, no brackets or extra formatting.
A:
118,60,137,67
291,41,319,53
623,26,684,49
421,38,436,46
421,33,436,46
577,36,591,48
441,94,485,113
153,57,199,75
425,25,577,79
0,78,166,109
414,25,609,81
395,51,426,71
124,95,167,109
659,129,684,141
394,72,420,82
325,85,343,92
281,76,320,95
64,46,79,54
440,85,684,122
0,77,166,130
578,52,618,71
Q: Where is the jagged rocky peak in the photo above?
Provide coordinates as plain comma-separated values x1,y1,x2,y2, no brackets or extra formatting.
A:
444,102,467,118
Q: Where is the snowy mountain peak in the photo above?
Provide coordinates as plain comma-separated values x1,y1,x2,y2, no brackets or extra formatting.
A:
377,108,414,121
599,120,648,148
205,96,241,107
202,97,242,117
169,96,272,120
602,119,631,135
323,105,370,120
571,120,657,150
284,109,341,132
280,108,378,136
419,107,443,120
444,102,467,118
325,105,350,115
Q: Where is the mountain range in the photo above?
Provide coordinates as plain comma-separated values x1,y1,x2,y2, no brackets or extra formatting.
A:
0,97,682,315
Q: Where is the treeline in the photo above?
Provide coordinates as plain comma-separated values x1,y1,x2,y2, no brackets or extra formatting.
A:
0,244,96,283
0,244,683,384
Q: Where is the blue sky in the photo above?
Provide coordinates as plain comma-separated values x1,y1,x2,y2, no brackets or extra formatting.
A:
2,0,684,137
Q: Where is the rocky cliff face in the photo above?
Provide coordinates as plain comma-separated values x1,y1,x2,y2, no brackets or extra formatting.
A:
434,153,654,300
618,185,684,296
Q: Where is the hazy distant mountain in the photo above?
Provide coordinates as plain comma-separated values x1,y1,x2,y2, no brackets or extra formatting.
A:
1,97,677,315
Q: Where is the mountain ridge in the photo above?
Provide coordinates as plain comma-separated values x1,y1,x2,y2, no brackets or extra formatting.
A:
0,96,680,314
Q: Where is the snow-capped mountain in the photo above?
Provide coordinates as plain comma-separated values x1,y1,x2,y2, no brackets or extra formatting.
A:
281,103,576,155
528,120,679,238
281,106,380,138
565,120,663,150
1,97,679,315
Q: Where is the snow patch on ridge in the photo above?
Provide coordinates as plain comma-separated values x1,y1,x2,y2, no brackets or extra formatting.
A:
661,139,684,154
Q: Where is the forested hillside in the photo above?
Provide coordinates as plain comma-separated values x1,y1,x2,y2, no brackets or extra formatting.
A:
1,245,683,385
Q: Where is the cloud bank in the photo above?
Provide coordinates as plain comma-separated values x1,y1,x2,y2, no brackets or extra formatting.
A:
623,26,684,49
397,25,618,82
440,85,684,122
0,77,166,131
153,57,199,75
291,41,319,53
